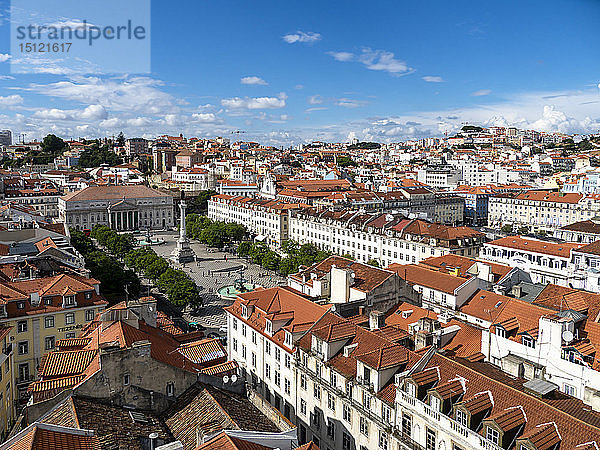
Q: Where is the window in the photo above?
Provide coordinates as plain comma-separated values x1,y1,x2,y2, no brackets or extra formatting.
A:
342,432,351,450
330,371,337,387
45,316,55,328
251,331,257,344
265,340,271,355
430,394,441,411
124,374,130,386
402,414,412,438
378,430,389,450
343,403,351,422
362,390,371,409
251,352,256,368
285,378,291,395
65,313,75,325
522,335,535,348
275,347,281,361
233,338,238,352
285,354,291,368
563,383,577,397
381,405,391,423
275,371,280,387
265,363,271,379
233,318,238,330
327,420,335,438
17,301,25,310
17,321,27,333
44,336,55,350
486,427,499,445
18,341,28,355
300,374,307,390
314,384,321,400
242,324,247,337
65,332,76,339
242,344,246,359
496,327,506,338
327,392,335,411
64,295,75,306
456,409,468,427
406,381,416,397
166,382,175,397
359,416,369,436
43,297,52,306
426,428,436,450
18,363,29,382
85,309,95,322
300,398,306,416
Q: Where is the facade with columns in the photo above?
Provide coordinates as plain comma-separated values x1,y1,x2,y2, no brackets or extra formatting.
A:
58,185,175,231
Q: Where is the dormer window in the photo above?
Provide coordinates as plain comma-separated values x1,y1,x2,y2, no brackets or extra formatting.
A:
496,327,506,338
430,394,441,411
363,366,371,384
16,301,25,310
63,295,76,307
241,304,248,318
84,291,92,300
405,381,416,397
522,336,535,348
486,426,499,445
265,320,272,334
455,409,468,427
0,305,6,317
43,297,53,306
284,331,292,347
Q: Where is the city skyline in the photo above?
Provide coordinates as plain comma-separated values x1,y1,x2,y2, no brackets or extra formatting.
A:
0,0,599,144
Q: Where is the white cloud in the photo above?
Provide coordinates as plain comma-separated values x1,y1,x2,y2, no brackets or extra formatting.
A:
337,98,368,108
329,48,414,76
80,104,107,120
294,84,304,90
305,107,328,112
308,95,323,105
127,117,152,127
241,76,268,86
422,76,444,83
33,108,72,120
191,112,222,123
327,51,354,62
221,92,287,110
472,89,492,96
0,95,23,106
358,48,414,75
22,76,180,114
282,31,321,44
99,118,120,128
0,53,10,62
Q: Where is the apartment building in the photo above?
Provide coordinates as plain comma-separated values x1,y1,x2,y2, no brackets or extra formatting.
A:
208,194,304,248
479,235,581,286
554,218,600,243
0,274,107,401
226,287,600,450
488,190,600,232
3,180,61,219
288,208,484,267
0,326,15,441
59,185,175,231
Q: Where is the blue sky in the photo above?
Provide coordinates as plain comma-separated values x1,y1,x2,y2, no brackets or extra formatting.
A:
0,0,599,145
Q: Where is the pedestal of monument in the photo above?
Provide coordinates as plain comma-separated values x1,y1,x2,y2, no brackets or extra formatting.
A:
172,236,196,263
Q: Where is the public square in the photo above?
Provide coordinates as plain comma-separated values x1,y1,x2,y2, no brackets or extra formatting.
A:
150,231,286,335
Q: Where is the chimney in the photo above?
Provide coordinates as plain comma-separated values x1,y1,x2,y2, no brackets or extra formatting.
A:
369,310,385,331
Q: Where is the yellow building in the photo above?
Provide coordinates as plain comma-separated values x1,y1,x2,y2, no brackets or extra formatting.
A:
0,273,107,403
0,326,15,441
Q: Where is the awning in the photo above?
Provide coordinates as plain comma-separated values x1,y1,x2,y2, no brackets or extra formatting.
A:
255,235,266,241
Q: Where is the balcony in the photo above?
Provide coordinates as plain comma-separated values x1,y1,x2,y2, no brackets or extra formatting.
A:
397,390,502,450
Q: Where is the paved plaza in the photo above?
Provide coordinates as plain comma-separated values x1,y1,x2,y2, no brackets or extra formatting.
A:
150,232,286,334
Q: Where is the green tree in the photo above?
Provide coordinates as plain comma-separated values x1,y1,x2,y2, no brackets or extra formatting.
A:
501,224,514,233
116,132,125,147
262,251,281,271
188,190,217,214
41,134,67,155
367,259,380,267
517,226,529,235
336,156,356,167
278,257,299,275
237,241,252,257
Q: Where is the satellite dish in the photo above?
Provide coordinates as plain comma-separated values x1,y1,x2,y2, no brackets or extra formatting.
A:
222,375,230,384
562,330,574,343
231,374,238,383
